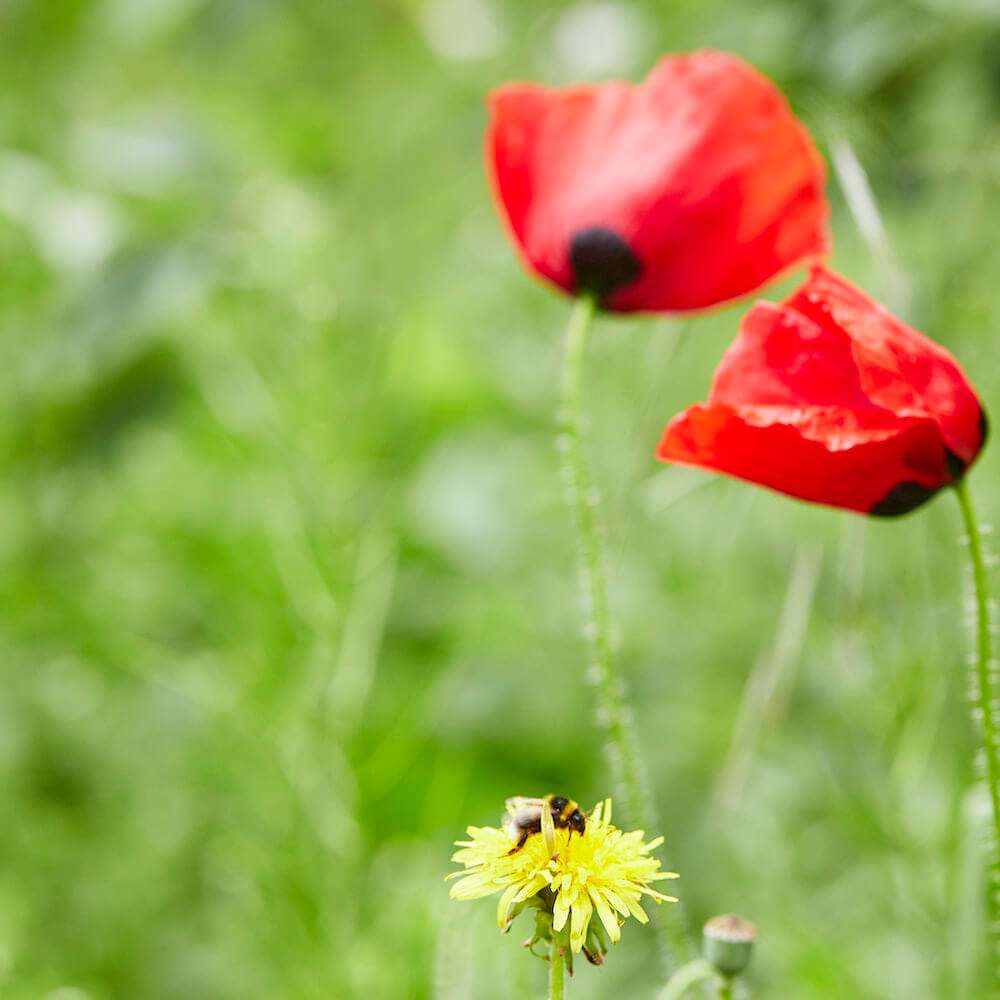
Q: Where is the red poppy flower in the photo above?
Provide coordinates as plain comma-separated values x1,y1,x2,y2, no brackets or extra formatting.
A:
486,50,829,313
658,266,987,516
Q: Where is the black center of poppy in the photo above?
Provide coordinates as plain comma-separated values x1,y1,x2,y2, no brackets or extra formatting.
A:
870,481,937,517
569,227,642,300
946,449,966,481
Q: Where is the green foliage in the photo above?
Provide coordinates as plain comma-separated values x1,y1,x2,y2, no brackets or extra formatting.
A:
2,0,1000,996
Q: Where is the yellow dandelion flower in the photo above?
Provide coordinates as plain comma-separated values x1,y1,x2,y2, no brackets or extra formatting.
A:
447,799,678,959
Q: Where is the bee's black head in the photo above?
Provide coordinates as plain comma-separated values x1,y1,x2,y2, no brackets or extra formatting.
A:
568,810,586,834
549,796,569,813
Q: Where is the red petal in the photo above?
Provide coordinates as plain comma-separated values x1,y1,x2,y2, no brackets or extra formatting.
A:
786,266,985,466
656,265,986,516
658,403,950,515
487,51,829,313
709,300,878,411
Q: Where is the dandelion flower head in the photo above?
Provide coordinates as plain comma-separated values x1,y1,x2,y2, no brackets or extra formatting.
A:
448,799,678,955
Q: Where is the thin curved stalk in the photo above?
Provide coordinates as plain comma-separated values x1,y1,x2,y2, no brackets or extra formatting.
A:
657,958,716,1000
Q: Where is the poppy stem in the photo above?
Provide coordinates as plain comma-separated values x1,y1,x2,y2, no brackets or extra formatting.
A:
549,937,566,1000
954,477,1000,979
657,959,716,999
558,295,692,973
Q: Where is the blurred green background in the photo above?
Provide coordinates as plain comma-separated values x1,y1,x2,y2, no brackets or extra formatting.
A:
4,0,1000,997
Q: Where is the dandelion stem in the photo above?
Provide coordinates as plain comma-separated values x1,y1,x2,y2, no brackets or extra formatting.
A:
549,939,565,1000
558,295,691,972
954,477,1000,980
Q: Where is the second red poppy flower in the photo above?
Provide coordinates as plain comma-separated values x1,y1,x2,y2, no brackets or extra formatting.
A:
658,266,987,516
487,50,829,313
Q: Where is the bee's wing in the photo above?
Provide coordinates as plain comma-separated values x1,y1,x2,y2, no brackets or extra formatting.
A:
505,796,545,816
502,797,544,839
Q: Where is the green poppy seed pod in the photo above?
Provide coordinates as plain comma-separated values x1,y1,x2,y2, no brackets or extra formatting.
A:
703,914,756,978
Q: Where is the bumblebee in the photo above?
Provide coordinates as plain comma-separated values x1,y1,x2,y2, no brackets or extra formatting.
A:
503,795,587,854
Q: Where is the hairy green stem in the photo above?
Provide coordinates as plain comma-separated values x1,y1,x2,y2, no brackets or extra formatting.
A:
954,478,1000,980
717,978,734,1000
549,938,565,1000
558,295,691,972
